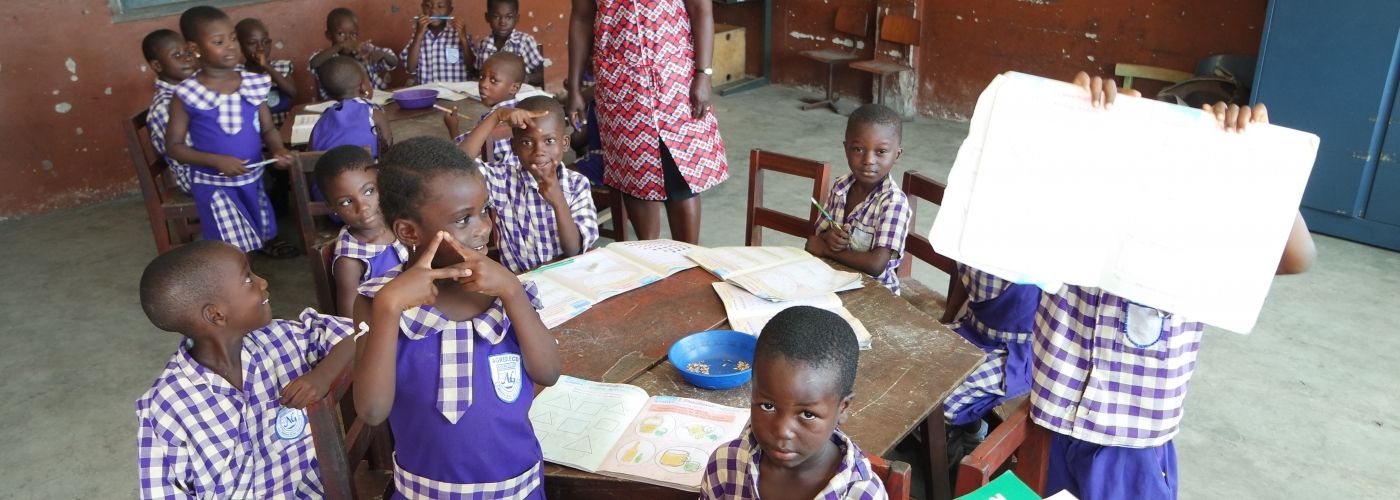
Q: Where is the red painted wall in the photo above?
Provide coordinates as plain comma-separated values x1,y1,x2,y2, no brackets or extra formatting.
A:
767,0,1268,119
0,0,568,219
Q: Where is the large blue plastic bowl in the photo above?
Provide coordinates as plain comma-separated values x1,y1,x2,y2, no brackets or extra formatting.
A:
669,330,757,390
393,89,438,109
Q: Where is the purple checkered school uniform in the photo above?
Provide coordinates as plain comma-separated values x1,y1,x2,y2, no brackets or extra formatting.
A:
474,30,544,74
332,226,409,282
176,71,277,252
309,45,397,100
455,98,520,169
135,309,353,499
480,158,599,274
358,269,546,499
942,264,1041,425
701,426,887,500
148,79,192,193
822,174,912,294
237,60,295,126
311,98,382,157
401,24,471,84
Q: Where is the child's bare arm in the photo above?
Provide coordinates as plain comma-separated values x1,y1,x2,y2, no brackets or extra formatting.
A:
526,163,585,258
825,244,895,278
441,236,561,386
263,57,297,99
940,273,968,324
281,335,355,408
333,257,369,318
166,97,249,176
405,16,433,75
258,104,294,169
458,108,547,158
309,45,344,70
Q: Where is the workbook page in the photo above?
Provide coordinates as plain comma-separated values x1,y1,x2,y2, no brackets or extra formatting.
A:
529,376,651,472
597,397,749,491
539,249,662,303
606,239,701,277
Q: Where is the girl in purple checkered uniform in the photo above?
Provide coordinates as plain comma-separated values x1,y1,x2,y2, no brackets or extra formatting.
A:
1029,73,1317,500
164,7,294,254
314,146,407,317
353,137,560,499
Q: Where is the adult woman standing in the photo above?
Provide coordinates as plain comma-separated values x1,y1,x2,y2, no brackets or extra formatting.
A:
568,0,729,244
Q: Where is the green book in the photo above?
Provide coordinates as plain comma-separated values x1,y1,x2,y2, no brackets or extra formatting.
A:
955,472,1043,500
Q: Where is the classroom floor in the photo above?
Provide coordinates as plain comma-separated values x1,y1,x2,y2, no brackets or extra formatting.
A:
2,85,1395,498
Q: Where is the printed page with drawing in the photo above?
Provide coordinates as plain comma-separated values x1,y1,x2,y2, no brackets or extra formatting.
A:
687,246,862,301
521,240,701,328
529,376,651,472
712,282,872,349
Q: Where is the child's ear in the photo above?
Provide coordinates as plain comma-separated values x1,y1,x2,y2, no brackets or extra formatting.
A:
509,81,522,95
148,59,165,74
894,147,903,161
187,41,202,59
394,219,421,249
835,394,854,426
201,303,228,327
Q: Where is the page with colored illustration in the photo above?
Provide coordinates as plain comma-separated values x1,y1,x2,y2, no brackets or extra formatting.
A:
528,376,652,472
597,396,750,491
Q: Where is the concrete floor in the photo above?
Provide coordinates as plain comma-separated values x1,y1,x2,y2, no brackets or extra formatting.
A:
1,85,1396,498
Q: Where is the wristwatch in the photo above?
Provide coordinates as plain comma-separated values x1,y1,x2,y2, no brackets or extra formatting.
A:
695,67,714,76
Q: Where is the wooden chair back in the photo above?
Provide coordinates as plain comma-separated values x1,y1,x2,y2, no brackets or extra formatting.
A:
1115,63,1193,90
592,185,629,242
834,6,870,38
308,363,395,500
745,149,832,246
954,400,1051,496
866,454,913,500
897,171,956,279
289,151,338,313
872,0,921,62
123,109,200,254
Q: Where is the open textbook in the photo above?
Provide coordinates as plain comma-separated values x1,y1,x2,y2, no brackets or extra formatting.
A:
530,376,749,491
289,114,319,145
520,240,701,328
928,72,1319,333
687,246,862,302
436,81,553,102
712,282,872,349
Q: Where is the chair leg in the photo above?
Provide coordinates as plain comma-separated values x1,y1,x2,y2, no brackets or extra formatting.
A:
801,62,841,112
875,74,887,106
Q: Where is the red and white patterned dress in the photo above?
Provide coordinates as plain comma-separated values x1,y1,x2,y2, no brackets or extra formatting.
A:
592,0,730,200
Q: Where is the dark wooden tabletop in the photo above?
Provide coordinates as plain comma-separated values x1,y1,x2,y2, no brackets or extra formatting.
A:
278,96,488,146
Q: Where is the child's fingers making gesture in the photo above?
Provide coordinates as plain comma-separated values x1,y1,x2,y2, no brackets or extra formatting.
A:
440,235,528,300
377,231,474,313
1203,102,1268,133
525,161,563,198
497,108,550,130
1070,71,1142,108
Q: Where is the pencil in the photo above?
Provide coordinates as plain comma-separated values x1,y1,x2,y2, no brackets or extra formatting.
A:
810,197,849,236
246,158,279,169
433,104,455,114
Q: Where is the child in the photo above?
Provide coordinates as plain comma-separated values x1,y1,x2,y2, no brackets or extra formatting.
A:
235,18,297,127
475,0,544,87
310,56,392,157
164,6,295,255
700,306,886,499
315,145,407,316
135,240,356,497
804,103,912,295
445,51,528,167
402,0,472,84
351,137,561,498
309,7,399,100
142,29,198,194
1030,73,1318,500
458,97,599,273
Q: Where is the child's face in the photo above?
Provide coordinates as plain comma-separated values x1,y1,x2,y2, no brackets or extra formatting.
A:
843,122,902,186
749,355,851,472
396,171,493,256
193,18,243,71
238,24,271,62
211,245,273,332
328,166,384,232
422,0,453,29
479,60,523,106
327,17,359,45
512,113,569,170
150,39,197,83
485,2,518,37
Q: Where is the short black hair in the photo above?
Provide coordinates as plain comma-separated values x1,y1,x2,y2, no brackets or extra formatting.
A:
317,56,364,100
179,5,230,42
847,103,903,142
315,145,376,196
487,0,519,12
483,51,526,84
326,7,357,32
235,18,267,38
377,137,482,224
756,306,860,398
515,95,566,131
141,29,183,61
139,240,233,333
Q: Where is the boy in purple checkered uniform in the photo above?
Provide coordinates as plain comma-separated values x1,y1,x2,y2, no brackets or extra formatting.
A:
403,0,473,84
235,18,297,128
353,137,561,498
141,29,197,194
315,146,407,316
445,51,529,168
309,8,399,100
701,306,887,500
458,97,599,273
135,241,356,498
475,0,545,87
164,7,294,254
1029,73,1318,500
806,103,912,295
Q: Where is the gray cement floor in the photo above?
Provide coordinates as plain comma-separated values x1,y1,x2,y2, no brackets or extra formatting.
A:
1,85,1396,498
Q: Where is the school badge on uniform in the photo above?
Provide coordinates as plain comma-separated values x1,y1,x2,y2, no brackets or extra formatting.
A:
489,353,522,403
275,407,307,440
446,48,461,64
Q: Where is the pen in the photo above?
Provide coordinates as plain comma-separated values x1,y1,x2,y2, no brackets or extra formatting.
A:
433,104,455,114
810,197,849,236
415,15,455,20
247,158,279,169
533,257,576,273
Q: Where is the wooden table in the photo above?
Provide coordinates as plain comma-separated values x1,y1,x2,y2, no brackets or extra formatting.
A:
540,268,984,500
278,97,489,146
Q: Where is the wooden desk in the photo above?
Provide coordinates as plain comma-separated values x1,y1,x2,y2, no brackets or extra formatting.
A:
278,98,489,146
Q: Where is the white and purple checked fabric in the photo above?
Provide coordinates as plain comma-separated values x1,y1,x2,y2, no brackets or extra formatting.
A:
359,270,542,424
700,426,887,500
334,227,410,281
479,159,599,274
309,45,397,99
207,189,267,252
474,30,544,74
173,71,271,135
943,265,1035,421
822,174,912,294
952,264,1034,344
393,454,542,499
135,309,353,499
401,25,471,84
470,99,520,169
1029,285,1206,448
236,60,294,125
147,79,192,193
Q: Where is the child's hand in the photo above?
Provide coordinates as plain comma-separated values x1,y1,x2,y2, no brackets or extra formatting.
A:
820,225,851,254
271,148,295,170
212,155,251,176
280,373,329,409
415,15,434,36
525,161,562,198
378,232,474,313
567,93,587,131
1070,71,1142,109
497,108,549,130
359,41,382,63
441,235,526,300
1203,102,1268,133
442,105,461,135
337,39,360,56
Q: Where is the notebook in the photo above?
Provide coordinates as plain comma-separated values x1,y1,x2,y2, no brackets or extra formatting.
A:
520,239,701,328
289,114,320,145
711,282,872,349
686,246,863,302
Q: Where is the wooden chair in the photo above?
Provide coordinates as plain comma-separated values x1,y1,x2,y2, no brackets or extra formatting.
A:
123,109,201,254
867,455,913,500
954,400,1051,497
745,149,832,246
848,0,920,106
288,151,341,314
798,7,869,113
896,171,957,319
307,363,395,500
592,185,629,242
1114,63,1193,90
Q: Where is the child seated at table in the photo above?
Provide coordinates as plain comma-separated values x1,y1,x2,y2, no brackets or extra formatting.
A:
310,55,391,157
457,97,599,273
402,0,472,84
236,18,296,127
135,240,356,498
475,0,544,86
352,136,560,498
805,103,912,295
309,7,399,100
141,28,197,193
444,51,528,166
700,306,887,500
316,145,407,315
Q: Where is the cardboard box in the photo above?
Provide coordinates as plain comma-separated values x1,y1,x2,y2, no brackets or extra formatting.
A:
713,24,747,84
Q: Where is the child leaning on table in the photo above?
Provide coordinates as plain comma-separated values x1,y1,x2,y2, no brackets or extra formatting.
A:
701,306,887,500
352,137,561,498
805,103,913,295
1030,72,1317,500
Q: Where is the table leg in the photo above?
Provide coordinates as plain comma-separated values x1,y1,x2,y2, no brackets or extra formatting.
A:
925,410,951,500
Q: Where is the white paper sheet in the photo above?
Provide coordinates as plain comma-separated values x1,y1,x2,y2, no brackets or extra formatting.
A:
289,114,320,145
